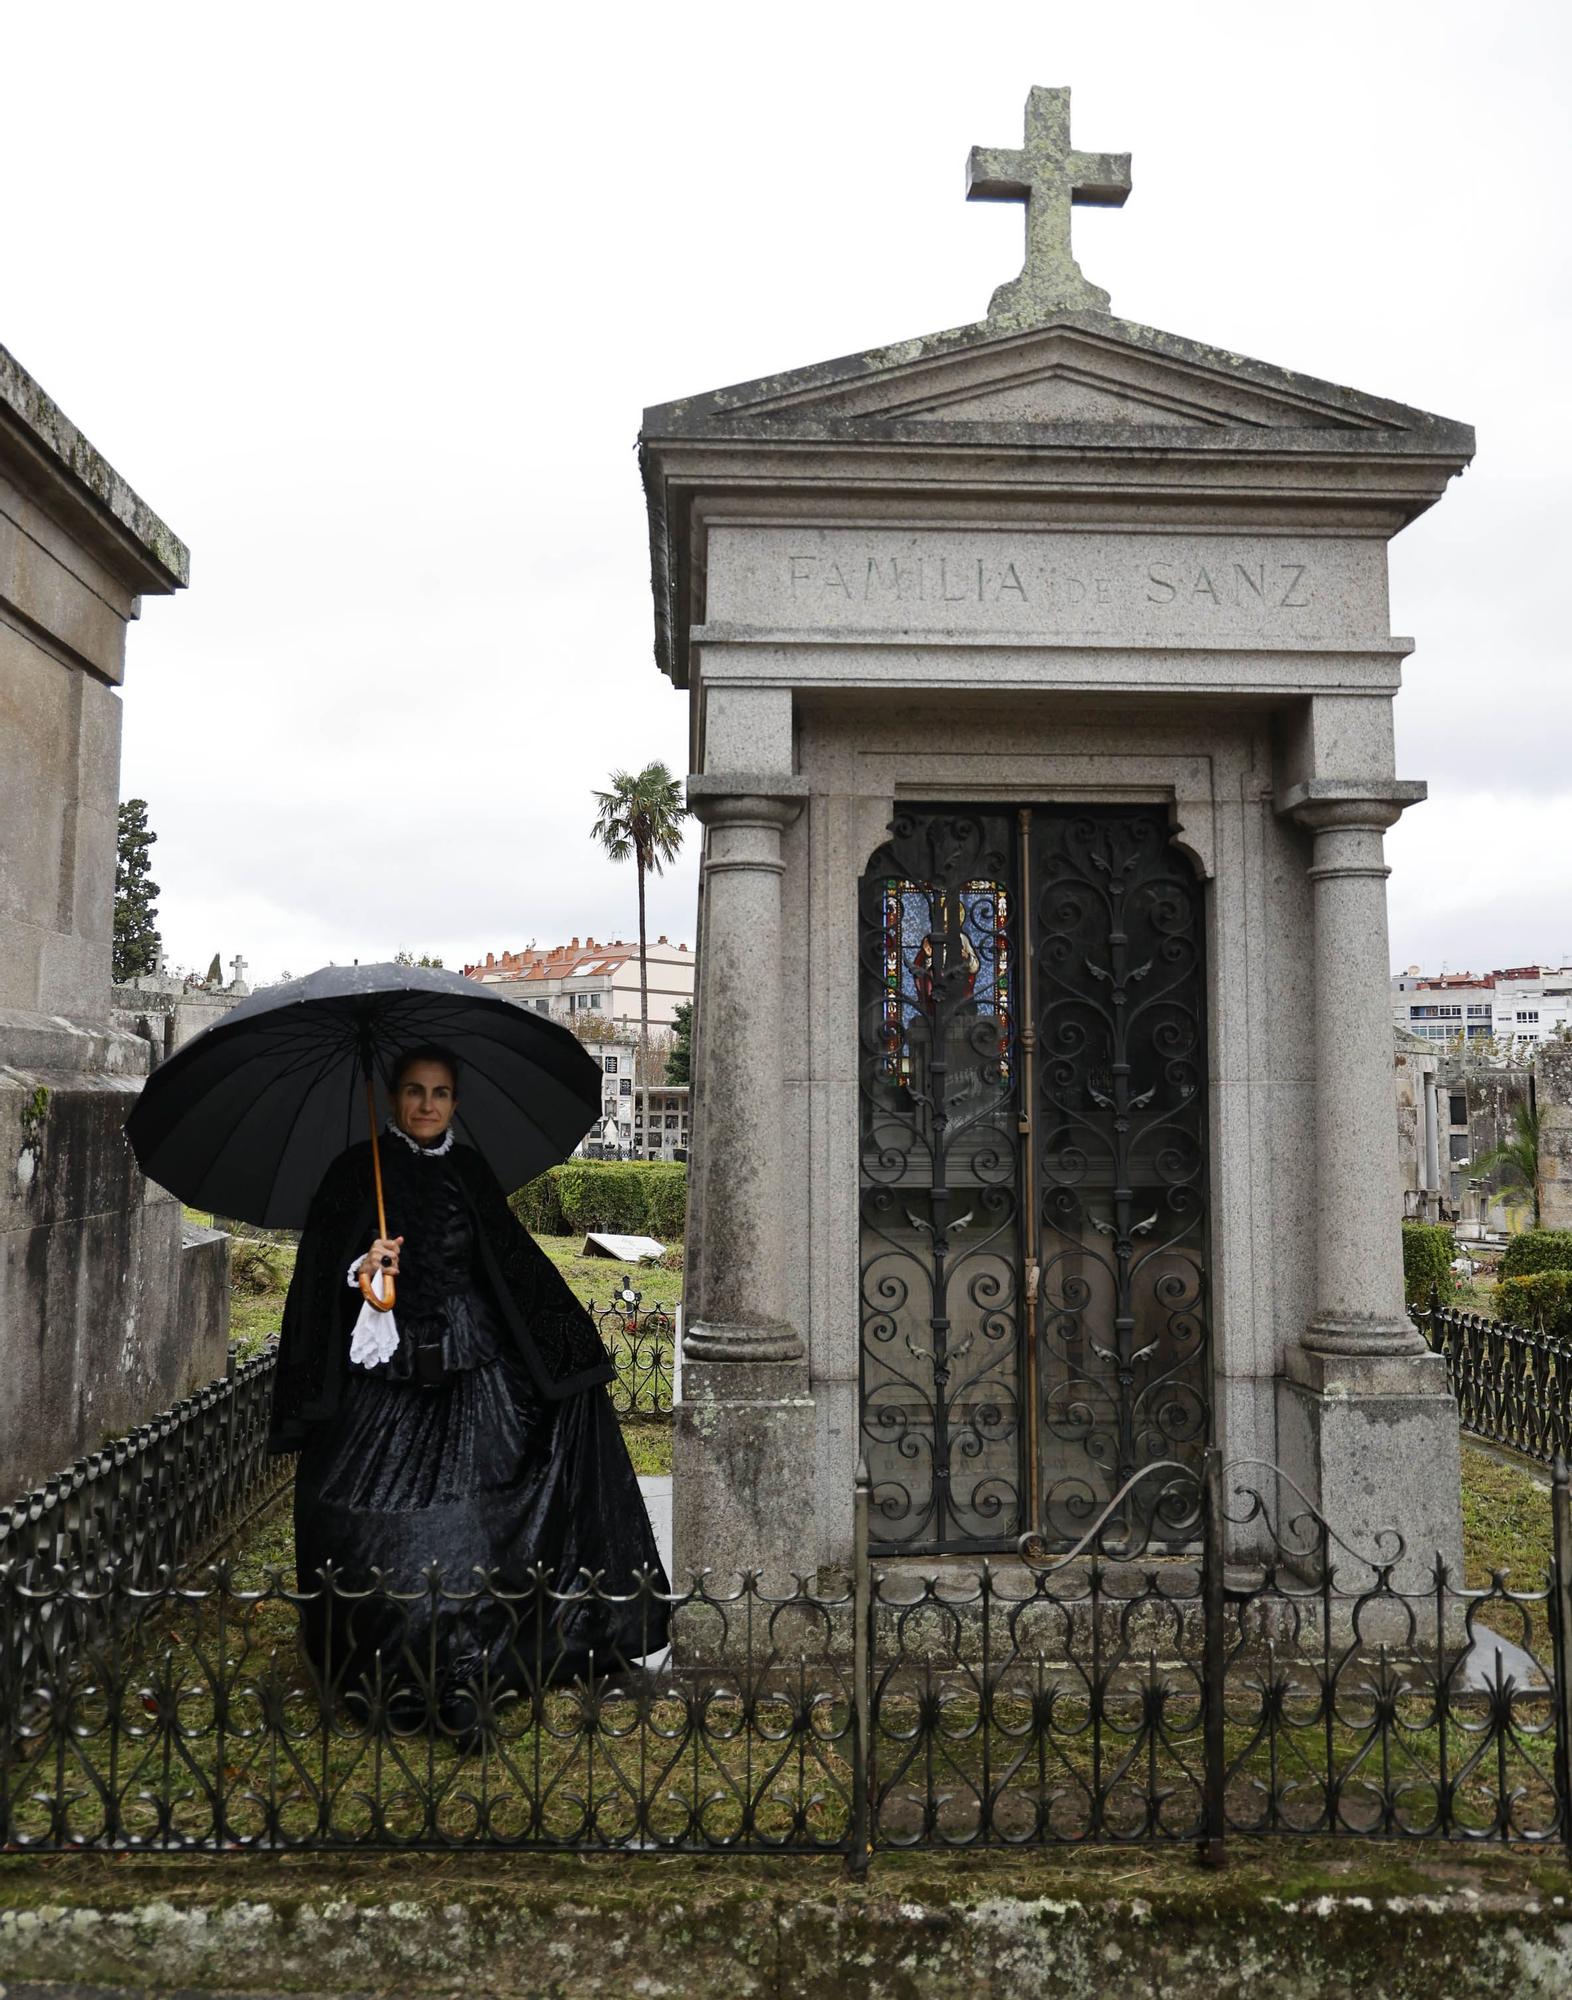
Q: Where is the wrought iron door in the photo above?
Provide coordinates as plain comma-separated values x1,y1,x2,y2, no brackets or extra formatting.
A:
858,804,1210,1555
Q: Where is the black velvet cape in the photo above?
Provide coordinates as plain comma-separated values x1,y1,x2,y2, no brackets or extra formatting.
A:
268,1140,614,1455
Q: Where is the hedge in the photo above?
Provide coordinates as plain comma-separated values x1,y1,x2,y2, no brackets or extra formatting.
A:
510,1160,687,1240
1498,1229,1572,1282
1494,1270,1572,1339
1401,1222,1454,1308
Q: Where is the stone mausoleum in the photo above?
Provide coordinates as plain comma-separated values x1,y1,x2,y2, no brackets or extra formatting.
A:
642,88,1474,1579
0,343,227,1498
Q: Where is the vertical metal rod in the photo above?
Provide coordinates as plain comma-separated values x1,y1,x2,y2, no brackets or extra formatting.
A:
849,1454,873,1874
1550,1453,1572,1860
1016,808,1040,1541
1199,1443,1227,1867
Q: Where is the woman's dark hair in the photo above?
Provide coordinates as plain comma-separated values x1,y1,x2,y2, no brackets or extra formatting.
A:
390,1044,462,1093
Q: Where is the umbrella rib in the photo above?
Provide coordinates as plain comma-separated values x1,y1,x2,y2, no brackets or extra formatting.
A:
256,1033,365,1226
180,1027,358,1197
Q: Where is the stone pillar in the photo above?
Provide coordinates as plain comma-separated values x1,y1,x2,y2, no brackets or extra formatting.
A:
1535,1040,1572,1234
683,783,805,1361
1423,1075,1442,1222
1275,781,1463,1584
672,773,816,1584
0,341,227,1498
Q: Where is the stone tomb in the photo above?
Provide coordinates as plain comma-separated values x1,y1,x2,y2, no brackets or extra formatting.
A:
642,88,1473,1582
0,341,226,1497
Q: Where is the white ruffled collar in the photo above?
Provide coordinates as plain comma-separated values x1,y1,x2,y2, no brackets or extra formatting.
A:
385,1119,455,1158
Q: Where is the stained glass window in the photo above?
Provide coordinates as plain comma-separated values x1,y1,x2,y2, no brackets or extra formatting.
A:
880,878,1010,1087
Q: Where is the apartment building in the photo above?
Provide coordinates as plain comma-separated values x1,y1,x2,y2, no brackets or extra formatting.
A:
464,934,695,1031
1391,964,1572,1049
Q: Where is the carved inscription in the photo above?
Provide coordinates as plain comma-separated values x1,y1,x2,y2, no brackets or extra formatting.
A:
785,549,1317,614
705,528,1387,641
1145,560,1310,609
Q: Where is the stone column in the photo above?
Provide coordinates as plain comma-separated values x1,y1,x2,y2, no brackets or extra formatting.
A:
1274,780,1462,1584
1293,788,1425,1358
683,782,805,1361
1423,1075,1442,1221
672,773,815,1585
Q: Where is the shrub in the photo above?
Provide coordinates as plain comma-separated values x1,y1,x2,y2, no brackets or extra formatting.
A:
509,1160,687,1240
1498,1229,1572,1282
1494,1270,1572,1338
1401,1222,1454,1308
553,1162,644,1233
641,1165,688,1240
510,1172,564,1236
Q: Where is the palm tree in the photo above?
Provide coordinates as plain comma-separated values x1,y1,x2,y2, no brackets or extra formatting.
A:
1472,1097,1542,1228
590,764,687,1157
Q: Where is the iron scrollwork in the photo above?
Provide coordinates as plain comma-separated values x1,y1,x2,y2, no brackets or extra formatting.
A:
1032,807,1210,1543
858,810,1024,1554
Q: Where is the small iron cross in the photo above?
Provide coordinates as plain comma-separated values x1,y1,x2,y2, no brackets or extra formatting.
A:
967,86,1130,323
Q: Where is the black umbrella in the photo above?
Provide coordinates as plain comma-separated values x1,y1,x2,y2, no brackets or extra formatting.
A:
125,962,602,1254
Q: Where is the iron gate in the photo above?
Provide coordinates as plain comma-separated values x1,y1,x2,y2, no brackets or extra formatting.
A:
857,804,1211,1555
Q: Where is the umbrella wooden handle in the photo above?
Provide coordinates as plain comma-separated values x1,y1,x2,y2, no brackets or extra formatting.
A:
360,1075,396,1309
358,1260,397,1312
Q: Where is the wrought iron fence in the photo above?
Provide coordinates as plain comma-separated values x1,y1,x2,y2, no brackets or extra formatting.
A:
0,1346,286,1596
4,1453,1571,1858
0,1293,672,1657
1416,1294,1572,1466
0,1345,289,1710
585,1291,674,1418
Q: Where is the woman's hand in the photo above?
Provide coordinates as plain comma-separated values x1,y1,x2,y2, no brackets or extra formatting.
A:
362,1235,403,1277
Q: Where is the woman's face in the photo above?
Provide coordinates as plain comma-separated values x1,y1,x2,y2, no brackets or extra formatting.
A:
394,1060,458,1143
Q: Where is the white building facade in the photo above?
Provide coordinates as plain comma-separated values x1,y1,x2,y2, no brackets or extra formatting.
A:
1392,965,1572,1049
464,935,696,1031
580,1041,690,1162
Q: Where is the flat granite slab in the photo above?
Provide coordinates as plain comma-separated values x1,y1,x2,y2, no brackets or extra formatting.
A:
1,1844,1569,1998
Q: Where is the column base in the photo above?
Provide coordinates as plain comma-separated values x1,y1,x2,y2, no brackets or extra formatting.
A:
682,1317,804,1362
1276,1346,1463,1592
672,1355,816,1589
1300,1309,1427,1359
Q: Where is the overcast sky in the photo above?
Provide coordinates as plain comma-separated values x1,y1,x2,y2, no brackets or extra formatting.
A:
4,1,1567,982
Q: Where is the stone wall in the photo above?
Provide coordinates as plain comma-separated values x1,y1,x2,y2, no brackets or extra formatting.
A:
0,340,228,1498
0,1045,229,1496
110,984,242,1064
1535,1039,1572,1231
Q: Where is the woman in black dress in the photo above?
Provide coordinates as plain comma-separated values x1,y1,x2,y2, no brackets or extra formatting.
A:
270,1047,669,1729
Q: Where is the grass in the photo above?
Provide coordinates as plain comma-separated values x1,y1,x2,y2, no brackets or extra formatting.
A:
621,1424,673,1477
536,1235,682,1315
1459,1440,1553,1589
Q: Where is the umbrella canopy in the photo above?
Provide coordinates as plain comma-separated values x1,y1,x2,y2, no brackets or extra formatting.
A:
125,962,602,1228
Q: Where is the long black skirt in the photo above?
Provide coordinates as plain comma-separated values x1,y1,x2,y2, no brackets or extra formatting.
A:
293,1346,669,1713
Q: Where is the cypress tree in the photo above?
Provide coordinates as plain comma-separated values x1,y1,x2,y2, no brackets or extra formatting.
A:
112,799,162,984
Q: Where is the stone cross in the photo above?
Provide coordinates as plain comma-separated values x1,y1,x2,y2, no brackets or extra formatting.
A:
229,954,250,993
967,86,1131,324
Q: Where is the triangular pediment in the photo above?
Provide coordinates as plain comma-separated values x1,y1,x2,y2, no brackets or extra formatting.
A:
642,309,1471,450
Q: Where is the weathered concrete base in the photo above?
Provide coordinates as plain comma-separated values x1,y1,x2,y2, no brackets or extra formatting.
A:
672,1356,817,1587
1276,1347,1465,1592
0,1053,229,1496
1,1847,1569,1997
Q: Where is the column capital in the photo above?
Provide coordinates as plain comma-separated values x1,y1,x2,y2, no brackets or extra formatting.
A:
1274,777,1426,835
685,772,808,830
